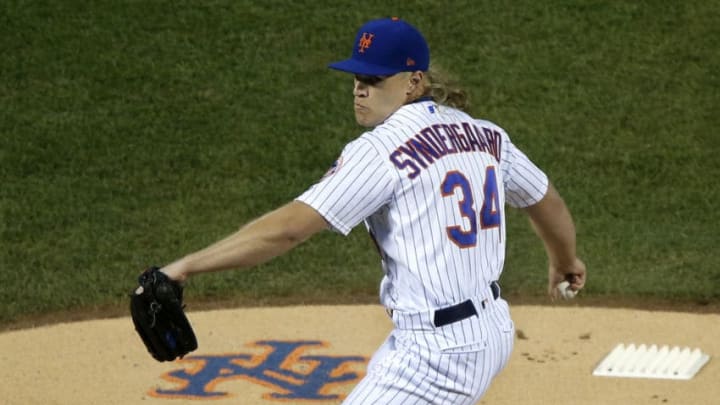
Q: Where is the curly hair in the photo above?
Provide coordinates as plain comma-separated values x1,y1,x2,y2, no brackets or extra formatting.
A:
423,65,470,111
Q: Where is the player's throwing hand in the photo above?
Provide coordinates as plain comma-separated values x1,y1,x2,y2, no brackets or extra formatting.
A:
549,257,587,299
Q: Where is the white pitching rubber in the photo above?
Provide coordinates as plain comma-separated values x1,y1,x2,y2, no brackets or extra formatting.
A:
593,343,710,380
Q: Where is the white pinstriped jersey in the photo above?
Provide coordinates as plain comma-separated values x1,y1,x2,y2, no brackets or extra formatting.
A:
297,100,548,314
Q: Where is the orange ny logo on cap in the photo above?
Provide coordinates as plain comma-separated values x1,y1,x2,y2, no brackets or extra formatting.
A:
358,32,374,53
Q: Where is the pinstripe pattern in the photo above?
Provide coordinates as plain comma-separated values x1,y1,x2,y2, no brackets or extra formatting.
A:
343,296,514,404
296,101,546,403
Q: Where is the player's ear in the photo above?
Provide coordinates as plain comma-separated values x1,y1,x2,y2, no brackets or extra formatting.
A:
407,71,424,94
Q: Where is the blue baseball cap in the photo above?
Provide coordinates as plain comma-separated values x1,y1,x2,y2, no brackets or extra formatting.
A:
329,17,430,76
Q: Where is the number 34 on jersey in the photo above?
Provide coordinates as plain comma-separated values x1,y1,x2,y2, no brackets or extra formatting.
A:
441,166,501,248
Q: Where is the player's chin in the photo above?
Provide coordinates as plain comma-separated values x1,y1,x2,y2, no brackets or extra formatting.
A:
354,115,375,128
354,109,378,127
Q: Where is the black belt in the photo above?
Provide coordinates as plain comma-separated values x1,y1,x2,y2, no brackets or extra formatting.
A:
433,281,501,328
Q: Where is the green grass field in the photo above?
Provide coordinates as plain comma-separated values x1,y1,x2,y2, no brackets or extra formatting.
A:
2,0,719,326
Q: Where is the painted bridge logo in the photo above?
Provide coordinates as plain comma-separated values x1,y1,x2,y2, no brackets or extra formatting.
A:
150,340,367,401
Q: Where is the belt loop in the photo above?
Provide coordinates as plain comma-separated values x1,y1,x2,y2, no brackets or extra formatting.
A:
490,281,500,300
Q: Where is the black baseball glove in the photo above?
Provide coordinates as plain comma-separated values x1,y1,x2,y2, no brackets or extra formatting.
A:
130,266,198,362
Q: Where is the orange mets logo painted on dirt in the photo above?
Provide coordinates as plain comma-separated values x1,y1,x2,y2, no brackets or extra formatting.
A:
357,32,374,53
150,340,367,402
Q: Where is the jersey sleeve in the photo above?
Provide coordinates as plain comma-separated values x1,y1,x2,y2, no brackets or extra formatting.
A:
498,130,549,208
295,138,396,236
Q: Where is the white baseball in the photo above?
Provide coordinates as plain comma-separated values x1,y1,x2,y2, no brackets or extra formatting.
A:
557,281,576,299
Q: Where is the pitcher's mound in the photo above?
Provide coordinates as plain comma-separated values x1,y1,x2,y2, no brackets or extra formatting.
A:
0,305,717,404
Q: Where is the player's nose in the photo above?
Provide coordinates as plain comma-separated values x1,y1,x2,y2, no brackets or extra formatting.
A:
353,80,368,97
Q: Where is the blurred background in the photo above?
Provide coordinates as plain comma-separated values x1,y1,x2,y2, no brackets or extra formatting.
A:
2,0,718,327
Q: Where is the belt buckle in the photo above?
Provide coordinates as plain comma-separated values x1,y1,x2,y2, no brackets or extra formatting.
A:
480,298,489,309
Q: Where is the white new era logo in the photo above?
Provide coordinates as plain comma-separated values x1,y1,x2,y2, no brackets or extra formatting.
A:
593,343,710,380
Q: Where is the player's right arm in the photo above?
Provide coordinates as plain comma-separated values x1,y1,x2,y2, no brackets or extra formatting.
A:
492,123,586,298
522,183,586,297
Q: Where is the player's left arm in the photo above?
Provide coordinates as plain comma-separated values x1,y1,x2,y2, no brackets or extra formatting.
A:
160,201,328,282
522,183,586,298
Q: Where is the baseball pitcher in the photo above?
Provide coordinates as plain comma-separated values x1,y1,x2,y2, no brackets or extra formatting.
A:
132,17,586,404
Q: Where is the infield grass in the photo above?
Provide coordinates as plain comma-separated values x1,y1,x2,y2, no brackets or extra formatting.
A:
2,0,719,326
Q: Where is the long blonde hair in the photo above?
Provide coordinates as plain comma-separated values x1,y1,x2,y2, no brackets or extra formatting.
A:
423,65,470,111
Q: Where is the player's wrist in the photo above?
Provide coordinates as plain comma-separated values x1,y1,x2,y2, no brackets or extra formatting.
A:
160,260,190,283
548,250,578,269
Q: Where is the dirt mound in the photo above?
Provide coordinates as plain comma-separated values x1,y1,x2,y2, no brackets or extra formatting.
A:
0,305,717,404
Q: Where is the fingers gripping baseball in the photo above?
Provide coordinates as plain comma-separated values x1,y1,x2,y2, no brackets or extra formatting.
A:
549,257,586,300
